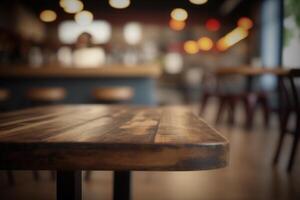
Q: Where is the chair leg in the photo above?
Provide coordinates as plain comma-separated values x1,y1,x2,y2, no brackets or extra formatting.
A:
85,171,91,181
243,94,257,129
199,93,210,115
287,128,300,172
260,94,270,127
51,171,56,180
33,171,40,181
6,171,15,186
227,97,236,125
273,110,290,165
215,96,227,124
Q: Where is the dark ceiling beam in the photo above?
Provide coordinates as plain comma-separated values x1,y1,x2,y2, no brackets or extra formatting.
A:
220,0,243,15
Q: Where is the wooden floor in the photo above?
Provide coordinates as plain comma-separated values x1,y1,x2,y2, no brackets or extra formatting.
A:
0,103,299,200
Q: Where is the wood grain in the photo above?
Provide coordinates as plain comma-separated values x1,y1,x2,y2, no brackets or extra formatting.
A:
0,64,161,78
0,105,228,171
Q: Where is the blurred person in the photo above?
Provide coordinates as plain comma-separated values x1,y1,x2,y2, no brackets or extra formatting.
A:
72,32,106,68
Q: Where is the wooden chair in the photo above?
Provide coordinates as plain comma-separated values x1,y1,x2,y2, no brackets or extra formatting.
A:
85,87,134,181
0,89,15,185
273,69,300,172
25,87,66,180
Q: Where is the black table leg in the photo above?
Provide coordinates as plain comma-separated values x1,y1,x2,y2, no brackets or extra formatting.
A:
113,171,131,200
57,170,82,200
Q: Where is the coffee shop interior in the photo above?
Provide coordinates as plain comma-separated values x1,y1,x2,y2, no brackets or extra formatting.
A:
0,0,300,199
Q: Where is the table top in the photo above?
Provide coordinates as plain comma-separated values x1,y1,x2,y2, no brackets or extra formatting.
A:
0,64,161,79
0,105,228,171
215,66,289,76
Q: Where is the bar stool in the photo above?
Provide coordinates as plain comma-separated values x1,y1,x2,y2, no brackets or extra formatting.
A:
0,89,10,104
273,69,300,172
26,87,66,105
92,87,134,103
86,87,134,181
0,89,15,185
25,87,67,180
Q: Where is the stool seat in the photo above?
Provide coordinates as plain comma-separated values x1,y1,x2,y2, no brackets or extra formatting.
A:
0,89,10,102
92,87,134,102
26,87,66,102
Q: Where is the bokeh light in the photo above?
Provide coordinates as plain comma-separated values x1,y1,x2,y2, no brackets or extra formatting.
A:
62,0,84,14
237,17,253,30
171,8,188,21
217,27,248,51
189,0,208,5
109,0,131,9
205,18,220,31
169,19,186,31
75,10,93,26
40,10,57,22
164,53,184,74
184,40,199,54
198,37,213,51
124,22,142,45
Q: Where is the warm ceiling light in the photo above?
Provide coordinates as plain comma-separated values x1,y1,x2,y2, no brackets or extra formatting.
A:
169,19,186,31
59,0,67,8
184,40,199,54
237,17,253,30
63,0,84,14
198,37,213,51
75,10,93,26
171,8,188,21
109,0,131,9
205,18,220,31
40,10,57,22
189,0,208,5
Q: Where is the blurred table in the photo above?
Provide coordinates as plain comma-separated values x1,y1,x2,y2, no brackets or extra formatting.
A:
215,66,288,77
0,64,161,108
0,105,229,200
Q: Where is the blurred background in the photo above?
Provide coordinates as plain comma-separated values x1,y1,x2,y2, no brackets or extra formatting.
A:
0,0,300,199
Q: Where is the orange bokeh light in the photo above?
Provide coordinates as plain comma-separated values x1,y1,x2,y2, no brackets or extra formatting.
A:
237,17,253,30
169,19,186,31
198,37,213,51
184,40,199,54
217,27,248,51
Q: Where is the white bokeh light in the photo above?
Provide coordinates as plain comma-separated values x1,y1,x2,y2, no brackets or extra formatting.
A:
189,0,208,5
124,22,142,45
58,20,112,44
75,10,93,26
164,53,183,74
109,0,131,9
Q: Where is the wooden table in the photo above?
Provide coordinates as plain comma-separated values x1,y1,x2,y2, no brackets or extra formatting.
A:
0,105,228,200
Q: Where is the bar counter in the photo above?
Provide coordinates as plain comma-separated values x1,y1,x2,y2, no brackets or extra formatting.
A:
0,64,161,78
0,64,161,108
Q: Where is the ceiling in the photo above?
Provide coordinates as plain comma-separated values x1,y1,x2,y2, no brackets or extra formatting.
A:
15,0,259,25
